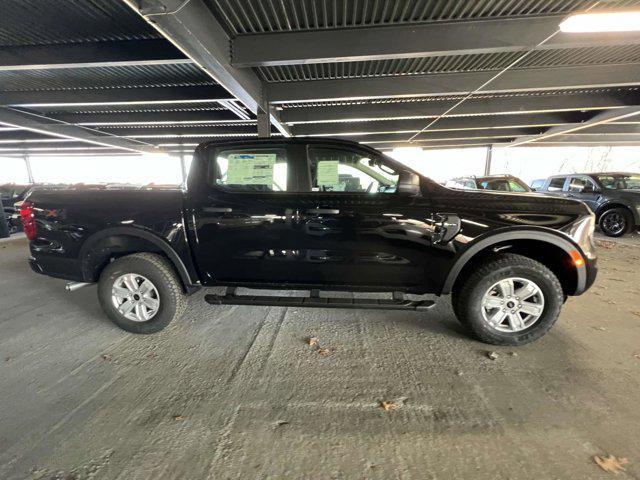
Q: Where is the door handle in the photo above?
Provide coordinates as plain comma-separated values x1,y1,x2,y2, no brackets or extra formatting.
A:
203,207,233,213
307,208,340,215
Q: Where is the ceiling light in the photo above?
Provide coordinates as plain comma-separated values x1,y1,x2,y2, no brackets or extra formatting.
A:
560,11,640,32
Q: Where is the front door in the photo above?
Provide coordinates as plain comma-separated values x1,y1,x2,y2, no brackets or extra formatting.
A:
289,144,444,292
566,176,601,212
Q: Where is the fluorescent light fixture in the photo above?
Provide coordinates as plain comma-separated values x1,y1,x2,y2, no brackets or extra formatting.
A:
560,11,640,32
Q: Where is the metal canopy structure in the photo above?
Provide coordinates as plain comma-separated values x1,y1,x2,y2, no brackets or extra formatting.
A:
1,0,640,157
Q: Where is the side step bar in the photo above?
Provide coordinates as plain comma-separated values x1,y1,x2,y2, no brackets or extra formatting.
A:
204,291,435,311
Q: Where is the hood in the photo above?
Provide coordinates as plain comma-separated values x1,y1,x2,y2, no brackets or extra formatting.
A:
428,182,590,230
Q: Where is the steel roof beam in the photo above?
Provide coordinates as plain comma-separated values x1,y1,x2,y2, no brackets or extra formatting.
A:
0,39,188,72
0,86,233,107
50,110,247,125
280,91,640,124
510,106,640,146
232,15,640,67
267,64,640,103
0,107,163,154
123,0,290,137
292,112,589,136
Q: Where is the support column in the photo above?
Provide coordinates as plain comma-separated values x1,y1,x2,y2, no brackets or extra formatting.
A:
179,153,187,186
24,154,34,183
484,145,493,176
178,137,187,186
257,108,270,138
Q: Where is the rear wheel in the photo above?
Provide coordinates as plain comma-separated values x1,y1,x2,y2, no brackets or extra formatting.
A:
599,208,631,237
452,253,564,345
98,253,186,333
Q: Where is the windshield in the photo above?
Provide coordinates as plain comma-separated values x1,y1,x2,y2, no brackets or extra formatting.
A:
596,174,640,190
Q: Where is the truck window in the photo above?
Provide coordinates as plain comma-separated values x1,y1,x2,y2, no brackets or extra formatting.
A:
308,147,398,193
568,177,588,192
213,148,288,192
547,177,566,192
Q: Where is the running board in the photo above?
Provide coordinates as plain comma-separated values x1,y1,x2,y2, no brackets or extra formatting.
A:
204,291,435,311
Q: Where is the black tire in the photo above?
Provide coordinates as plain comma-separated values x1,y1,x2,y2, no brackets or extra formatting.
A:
452,253,564,346
599,207,632,237
98,253,186,334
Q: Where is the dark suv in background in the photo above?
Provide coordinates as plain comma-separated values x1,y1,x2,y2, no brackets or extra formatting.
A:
535,173,640,237
445,175,531,192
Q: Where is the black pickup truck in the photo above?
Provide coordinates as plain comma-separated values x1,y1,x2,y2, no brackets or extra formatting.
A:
21,139,597,345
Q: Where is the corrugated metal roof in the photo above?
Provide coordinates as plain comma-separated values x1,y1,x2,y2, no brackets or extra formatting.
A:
257,44,640,82
275,87,640,109
0,0,159,46
0,63,214,92
39,104,231,115
207,0,640,35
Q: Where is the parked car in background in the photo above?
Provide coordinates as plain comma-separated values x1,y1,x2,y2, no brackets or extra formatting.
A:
21,138,597,346
535,172,640,237
445,175,531,193
1,183,32,233
529,179,546,191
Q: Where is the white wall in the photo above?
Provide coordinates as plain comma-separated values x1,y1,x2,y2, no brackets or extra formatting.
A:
0,154,187,185
3,146,640,186
389,145,640,185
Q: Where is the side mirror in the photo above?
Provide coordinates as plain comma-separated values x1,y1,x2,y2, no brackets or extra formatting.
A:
397,171,421,196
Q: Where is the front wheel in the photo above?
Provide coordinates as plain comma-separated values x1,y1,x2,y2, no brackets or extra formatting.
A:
599,208,631,237
98,253,187,333
452,253,564,345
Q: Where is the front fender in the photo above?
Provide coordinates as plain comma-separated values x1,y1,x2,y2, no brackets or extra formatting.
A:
441,228,587,295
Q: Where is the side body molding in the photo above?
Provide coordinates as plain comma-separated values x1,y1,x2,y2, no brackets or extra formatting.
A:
441,229,586,295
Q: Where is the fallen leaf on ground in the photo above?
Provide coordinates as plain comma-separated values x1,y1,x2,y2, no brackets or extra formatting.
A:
101,354,112,361
317,347,332,356
594,454,628,474
631,311,640,318
173,415,184,421
632,352,640,359
509,351,518,357
487,351,499,360
380,401,400,411
591,326,607,331
275,420,289,426
306,337,319,346
595,240,616,249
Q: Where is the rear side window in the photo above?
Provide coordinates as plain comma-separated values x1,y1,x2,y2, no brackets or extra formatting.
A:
212,148,288,192
308,147,398,193
547,177,566,192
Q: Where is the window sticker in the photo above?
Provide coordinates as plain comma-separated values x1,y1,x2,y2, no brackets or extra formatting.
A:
316,160,339,187
226,153,276,185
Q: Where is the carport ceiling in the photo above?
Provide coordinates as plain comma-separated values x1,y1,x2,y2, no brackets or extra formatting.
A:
1,0,640,156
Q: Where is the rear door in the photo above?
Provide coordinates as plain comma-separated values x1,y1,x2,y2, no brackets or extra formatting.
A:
189,142,308,285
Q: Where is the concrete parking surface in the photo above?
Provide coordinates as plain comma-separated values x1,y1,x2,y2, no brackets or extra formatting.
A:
1,233,639,479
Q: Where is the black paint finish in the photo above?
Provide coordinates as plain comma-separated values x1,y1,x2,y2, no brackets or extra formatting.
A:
26,138,596,297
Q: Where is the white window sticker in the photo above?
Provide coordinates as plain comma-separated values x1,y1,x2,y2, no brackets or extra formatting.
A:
317,160,339,187
226,153,276,185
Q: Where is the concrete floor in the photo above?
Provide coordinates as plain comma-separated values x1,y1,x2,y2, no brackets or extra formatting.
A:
1,233,639,480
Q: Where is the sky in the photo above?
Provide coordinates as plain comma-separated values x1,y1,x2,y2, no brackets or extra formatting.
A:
1,146,639,186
